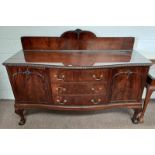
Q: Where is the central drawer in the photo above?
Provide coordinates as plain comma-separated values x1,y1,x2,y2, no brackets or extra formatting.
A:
52,82,107,95
53,94,107,105
50,69,110,82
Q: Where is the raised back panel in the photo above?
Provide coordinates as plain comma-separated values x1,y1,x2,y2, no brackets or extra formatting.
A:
21,29,135,51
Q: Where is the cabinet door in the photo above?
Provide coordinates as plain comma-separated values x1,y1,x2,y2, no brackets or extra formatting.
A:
110,67,146,103
7,67,50,104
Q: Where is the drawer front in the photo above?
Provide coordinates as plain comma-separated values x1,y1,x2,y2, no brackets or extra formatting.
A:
52,82,107,95
53,94,107,105
50,69,110,82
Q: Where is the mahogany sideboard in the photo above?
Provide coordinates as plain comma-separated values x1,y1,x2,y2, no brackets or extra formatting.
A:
3,29,152,125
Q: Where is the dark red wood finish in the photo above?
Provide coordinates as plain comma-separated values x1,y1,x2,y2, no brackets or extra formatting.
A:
6,67,51,104
3,29,151,125
21,29,134,51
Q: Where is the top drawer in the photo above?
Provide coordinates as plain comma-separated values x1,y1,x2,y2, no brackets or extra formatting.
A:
50,69,110,82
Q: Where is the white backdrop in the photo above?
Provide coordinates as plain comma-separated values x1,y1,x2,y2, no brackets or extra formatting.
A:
0,26,155,99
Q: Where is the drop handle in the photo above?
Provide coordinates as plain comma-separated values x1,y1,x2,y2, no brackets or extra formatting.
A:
56,87,66,93
91,88,95,91
56,99,67,105
91,98,101,104
92,74,103,80
54,74,65,80
91,87,102,92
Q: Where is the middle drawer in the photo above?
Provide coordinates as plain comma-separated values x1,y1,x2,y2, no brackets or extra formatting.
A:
52,82,107,95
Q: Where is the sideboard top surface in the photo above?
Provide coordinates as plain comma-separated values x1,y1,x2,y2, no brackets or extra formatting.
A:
3,50,152,68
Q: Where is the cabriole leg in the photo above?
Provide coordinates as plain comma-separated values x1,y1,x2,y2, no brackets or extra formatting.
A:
15,109,26,125
139,84,154,123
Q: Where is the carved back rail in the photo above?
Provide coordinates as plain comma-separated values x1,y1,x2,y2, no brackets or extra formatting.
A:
21,29,135,51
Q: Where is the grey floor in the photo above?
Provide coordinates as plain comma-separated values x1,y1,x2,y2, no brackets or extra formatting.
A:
0,99,155,129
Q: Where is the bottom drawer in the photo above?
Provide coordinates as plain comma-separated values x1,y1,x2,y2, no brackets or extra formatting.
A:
53,95,107,105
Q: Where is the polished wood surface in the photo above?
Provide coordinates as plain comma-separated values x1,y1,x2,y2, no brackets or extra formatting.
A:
3,29,151,125
3,50,151,67
6,67,51,104
21,29,135,50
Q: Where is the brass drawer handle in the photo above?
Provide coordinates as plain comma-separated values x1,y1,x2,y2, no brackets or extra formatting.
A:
56,99,67,105
91,87,102,92
54,74,65,80
56,87,66,92
91,88,95,91
92,74,103,80
91,98,101,104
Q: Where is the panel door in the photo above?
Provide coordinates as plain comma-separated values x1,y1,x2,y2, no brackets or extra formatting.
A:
7,66,51,104
110,67,146,103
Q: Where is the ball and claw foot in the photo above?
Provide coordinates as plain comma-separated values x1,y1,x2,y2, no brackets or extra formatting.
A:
15,109,26,125
19,118,26,125
131,110,144,124
131,117,138,124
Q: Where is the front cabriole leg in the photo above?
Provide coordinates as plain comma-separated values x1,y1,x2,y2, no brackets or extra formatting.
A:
15,109,26,125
